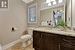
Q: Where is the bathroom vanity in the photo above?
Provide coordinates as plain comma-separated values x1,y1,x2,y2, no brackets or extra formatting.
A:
32,27,75,50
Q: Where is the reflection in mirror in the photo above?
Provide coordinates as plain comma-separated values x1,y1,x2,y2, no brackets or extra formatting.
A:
46,0,64,6
40,0,65,27
53,10,64,27
40,6,65,27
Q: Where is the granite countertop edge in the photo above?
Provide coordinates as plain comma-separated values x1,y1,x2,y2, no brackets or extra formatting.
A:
28,27,75,37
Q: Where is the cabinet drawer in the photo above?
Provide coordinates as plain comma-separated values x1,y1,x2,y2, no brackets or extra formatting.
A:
61,36,75,46
60,43,74,50
60,41,73,47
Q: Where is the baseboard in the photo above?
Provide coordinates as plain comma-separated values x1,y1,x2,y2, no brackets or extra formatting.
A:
2,39,21,50
0,44,2,50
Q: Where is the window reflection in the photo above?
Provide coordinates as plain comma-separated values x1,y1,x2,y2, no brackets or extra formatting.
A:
53,10,64,26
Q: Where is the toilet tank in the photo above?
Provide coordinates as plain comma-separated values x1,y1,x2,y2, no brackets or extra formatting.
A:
27,28,33,36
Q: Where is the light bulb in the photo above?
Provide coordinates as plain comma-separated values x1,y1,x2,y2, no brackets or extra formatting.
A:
51,0,55,2
53,1,56,5
59,0,63,3
48,3,51,6
1,1,4,7
4,1,7,7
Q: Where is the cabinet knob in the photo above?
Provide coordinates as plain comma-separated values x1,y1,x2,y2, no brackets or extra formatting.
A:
41,34,42,38
62,39,71,43
59,43,60,50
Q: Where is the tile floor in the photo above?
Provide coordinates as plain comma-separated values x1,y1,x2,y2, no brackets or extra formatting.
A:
6,42,34,50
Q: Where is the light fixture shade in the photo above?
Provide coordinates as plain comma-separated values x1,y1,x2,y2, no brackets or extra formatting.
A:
46,0,51,3
58,0,63,3
46,0,56,3
53,1,56,5
50,0,55,2
22,0,33,3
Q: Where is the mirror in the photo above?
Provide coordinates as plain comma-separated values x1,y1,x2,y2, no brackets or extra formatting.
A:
40,0,65,27
28,3,37,24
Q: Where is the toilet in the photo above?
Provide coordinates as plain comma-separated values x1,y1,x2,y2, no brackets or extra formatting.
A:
20,29,33,47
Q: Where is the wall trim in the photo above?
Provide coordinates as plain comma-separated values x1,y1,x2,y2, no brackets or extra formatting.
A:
2,39,21,50
0,44,2,50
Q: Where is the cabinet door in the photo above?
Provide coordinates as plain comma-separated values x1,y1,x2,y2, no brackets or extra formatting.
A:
40,33,59,50
33,31,41,50
60,44,74,50
60,36,75,50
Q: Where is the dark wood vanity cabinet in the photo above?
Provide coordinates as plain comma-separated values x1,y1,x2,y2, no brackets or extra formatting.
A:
33,30,75,50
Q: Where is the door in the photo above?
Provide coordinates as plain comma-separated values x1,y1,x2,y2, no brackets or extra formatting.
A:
40,33,59,50
33,31,41,50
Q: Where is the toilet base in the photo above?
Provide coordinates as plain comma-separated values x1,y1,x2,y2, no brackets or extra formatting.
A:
22,38,33,47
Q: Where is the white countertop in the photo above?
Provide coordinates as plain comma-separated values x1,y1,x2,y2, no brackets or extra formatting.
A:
28,27,75,37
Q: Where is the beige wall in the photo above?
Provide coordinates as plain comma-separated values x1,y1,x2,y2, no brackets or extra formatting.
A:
72,0,75,27
0,0,27,45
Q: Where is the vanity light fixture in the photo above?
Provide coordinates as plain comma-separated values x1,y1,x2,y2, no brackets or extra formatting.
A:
46,0,57,6
22,0,33,3
1,1,7,8
46,0,63,6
